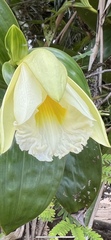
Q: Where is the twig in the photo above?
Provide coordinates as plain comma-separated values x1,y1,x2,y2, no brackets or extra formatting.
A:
54,11,77,44
36,220,48,240
2,226,24,240
103,0,111,16
26,222,30,240
106,126,111,133
98,0,106,92
44,4,65,47
88,0,106,71
86,69,111,78
55,12,64,30
31,218,37,240
101,85,111,91
96,92,111,108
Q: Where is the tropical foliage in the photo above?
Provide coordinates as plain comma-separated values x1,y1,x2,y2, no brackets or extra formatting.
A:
0,0,111,239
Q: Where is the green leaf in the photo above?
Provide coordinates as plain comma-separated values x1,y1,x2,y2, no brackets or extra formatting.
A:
73,50,91,62
2,61,16,85
57,1,72,14
0,0,19,64
39,202,55,222
49,218,71,237
74,0,97,13
0,141,66,234
5,25,28,64
56,139,102,213
74,0,98,31
0,64,7,90
47,47,91,96
99,27,111,61
102,154,111,184
0,88,5,106
43,22,55,46
85,193,98,226
71,226,85,240
82,226,103,239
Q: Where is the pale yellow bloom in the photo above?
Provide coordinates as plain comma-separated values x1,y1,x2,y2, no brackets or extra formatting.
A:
0,48,110,161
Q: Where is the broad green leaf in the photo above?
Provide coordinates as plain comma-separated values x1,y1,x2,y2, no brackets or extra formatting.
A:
74,0,98,31
56,139,102,213
47,47,91,96
2,61,16,85
99,27,111,61
74,0,97,13
5,25,28,64
0,141,66,234
0,0,19,64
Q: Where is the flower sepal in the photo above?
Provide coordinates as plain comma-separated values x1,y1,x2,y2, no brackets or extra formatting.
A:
2,61,16,85
47,47,91,97
23,48,67,101
5,25,28,65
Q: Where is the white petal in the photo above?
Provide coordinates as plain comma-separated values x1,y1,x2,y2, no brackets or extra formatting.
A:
14,63,46,124
14,96,94,161
0,65,21,154
55,105,94,158
14,96,66,161
62,82,94,120
14,114,61,162
68,77,110,147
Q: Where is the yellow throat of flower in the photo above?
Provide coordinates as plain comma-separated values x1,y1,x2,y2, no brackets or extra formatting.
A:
35,96,67,125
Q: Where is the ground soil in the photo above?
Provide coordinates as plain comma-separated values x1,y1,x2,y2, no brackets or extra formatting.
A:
93,194,111,240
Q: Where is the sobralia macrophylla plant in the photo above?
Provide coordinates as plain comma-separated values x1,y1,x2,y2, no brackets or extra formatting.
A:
0,48,110,161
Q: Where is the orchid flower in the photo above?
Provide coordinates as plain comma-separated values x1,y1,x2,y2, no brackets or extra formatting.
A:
0,48,110,161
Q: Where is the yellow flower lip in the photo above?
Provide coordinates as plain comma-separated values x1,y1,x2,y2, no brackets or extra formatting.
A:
0,48,110,161
36,96,67,125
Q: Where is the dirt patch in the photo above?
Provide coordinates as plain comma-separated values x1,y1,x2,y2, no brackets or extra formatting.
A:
93,196,111,240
